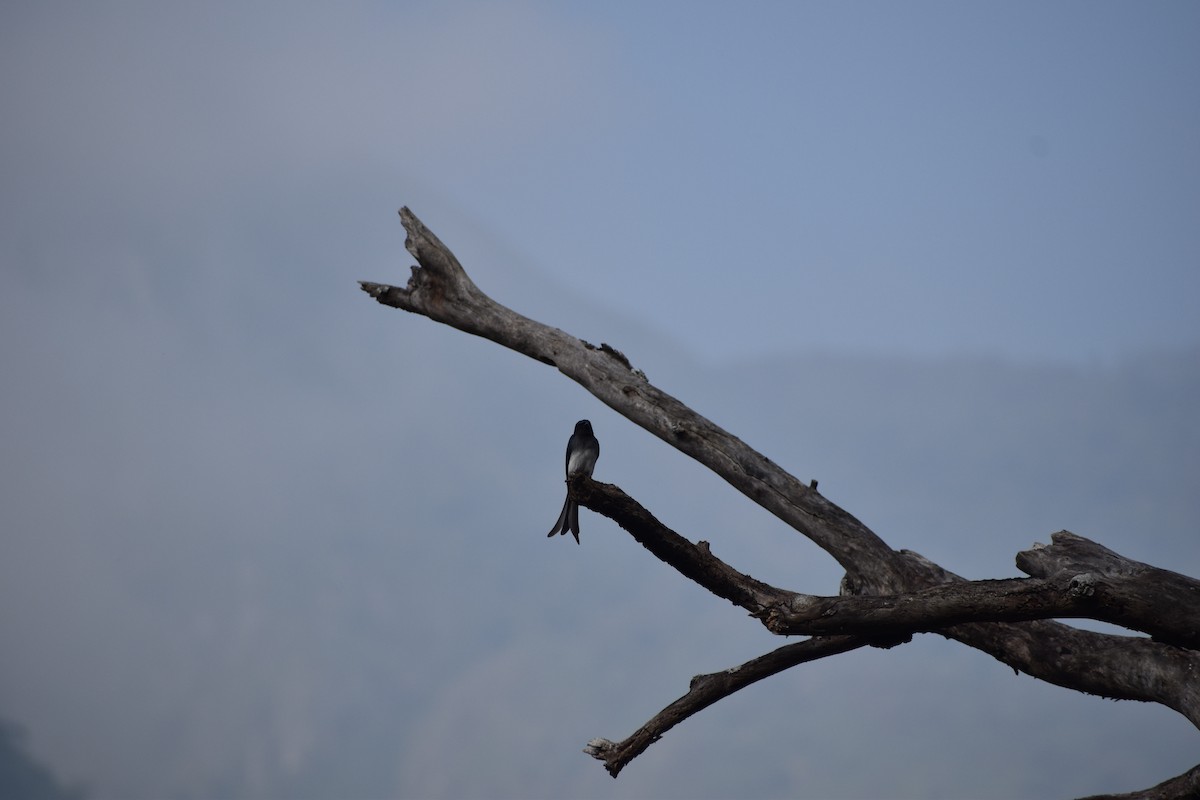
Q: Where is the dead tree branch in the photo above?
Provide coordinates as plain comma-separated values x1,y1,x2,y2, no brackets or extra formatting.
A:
569,476,795,613
570,476,1200,731
771,531,1200,648
1017,531,1200,648
584,636,867,778
361,208,897,592
360,207,1200,794
1078,761,1200,800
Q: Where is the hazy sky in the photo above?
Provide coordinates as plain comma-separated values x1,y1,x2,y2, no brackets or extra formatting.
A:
1,2,1198,798
3,2,1197,365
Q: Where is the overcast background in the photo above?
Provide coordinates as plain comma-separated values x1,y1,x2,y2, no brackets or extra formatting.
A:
1,2,1198,798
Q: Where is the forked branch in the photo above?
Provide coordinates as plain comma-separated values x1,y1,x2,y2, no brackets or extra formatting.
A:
361,207,1200,795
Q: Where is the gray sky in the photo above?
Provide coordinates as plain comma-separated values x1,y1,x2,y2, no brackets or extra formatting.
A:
1,2,1198,798
4,1,1197,365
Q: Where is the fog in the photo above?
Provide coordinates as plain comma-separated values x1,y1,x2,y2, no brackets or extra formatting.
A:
1,2,1198,797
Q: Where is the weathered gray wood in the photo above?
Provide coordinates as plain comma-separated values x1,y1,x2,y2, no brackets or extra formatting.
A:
362,208,898,592
770,532,1200,649
1017,531,1200,648
584,636,868,778
573,476,1200,733
360,207,1200,795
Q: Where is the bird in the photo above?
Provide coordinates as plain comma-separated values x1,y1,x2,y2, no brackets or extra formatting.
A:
547,419,600,544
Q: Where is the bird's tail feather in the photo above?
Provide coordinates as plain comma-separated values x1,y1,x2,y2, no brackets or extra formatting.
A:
548,494,572,537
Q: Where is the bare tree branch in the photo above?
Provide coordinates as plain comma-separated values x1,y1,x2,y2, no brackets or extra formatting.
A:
576,475,1200,644
570,476,795,613
362,208,898,592
1078,761,1200,800
583,636,867,778
943,620,1200,728
572,475,1200,731
770,532,1200,649
773,576,1144,635
360,207,1200,788
1017,531,1200,649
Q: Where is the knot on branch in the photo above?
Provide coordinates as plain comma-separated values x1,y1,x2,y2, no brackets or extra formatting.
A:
1067,573,1098,598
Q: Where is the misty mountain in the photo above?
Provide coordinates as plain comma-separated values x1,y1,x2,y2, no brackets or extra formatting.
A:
0,720,84,800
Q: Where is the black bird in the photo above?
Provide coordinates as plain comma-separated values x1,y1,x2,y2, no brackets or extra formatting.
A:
547,420,600,543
